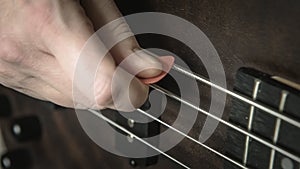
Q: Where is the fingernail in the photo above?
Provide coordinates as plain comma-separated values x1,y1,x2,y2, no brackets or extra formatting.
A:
139,55,175,84
133,48,163,68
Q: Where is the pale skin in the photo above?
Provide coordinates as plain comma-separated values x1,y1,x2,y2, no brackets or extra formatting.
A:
0,0,163,111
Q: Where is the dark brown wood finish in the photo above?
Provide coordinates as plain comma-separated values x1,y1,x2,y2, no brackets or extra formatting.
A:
0,0,299,169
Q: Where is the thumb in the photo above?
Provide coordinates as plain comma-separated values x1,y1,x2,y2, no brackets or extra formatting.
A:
43,2,148,110
81,0,165,79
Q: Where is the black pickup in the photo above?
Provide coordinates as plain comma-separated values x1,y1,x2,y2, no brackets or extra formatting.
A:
113,91,162,168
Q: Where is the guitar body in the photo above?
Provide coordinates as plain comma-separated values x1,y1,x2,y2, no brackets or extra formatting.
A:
0,0,299,169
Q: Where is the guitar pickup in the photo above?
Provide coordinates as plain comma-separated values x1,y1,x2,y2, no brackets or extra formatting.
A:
113,90,162,167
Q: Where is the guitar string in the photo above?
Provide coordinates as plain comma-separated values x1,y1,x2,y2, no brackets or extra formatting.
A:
88,104,246,169
88,86,297,169
136,108,248,169
86,82,299,168
150,84,300,163
172,64,300,128
87,109,190,169
85,62,299,168
88,108,247,169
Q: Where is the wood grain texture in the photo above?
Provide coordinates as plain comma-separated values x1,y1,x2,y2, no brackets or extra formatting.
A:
226,68,300,169
0,0,300,169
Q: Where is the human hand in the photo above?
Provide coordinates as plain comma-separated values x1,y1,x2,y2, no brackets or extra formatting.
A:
0,0,164,111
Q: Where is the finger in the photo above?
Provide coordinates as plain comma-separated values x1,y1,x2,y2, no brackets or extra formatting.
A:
81,0,164,79
42,1,148,110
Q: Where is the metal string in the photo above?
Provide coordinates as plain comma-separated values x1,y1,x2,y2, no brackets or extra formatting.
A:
150,84,300,163
88,105,247,169
136,108,248,169
86,83,299,168
85,63,299,168
87,109,190,169
172,64,300,128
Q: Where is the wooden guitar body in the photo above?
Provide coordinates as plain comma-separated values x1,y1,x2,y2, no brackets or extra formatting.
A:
0,0,299,169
